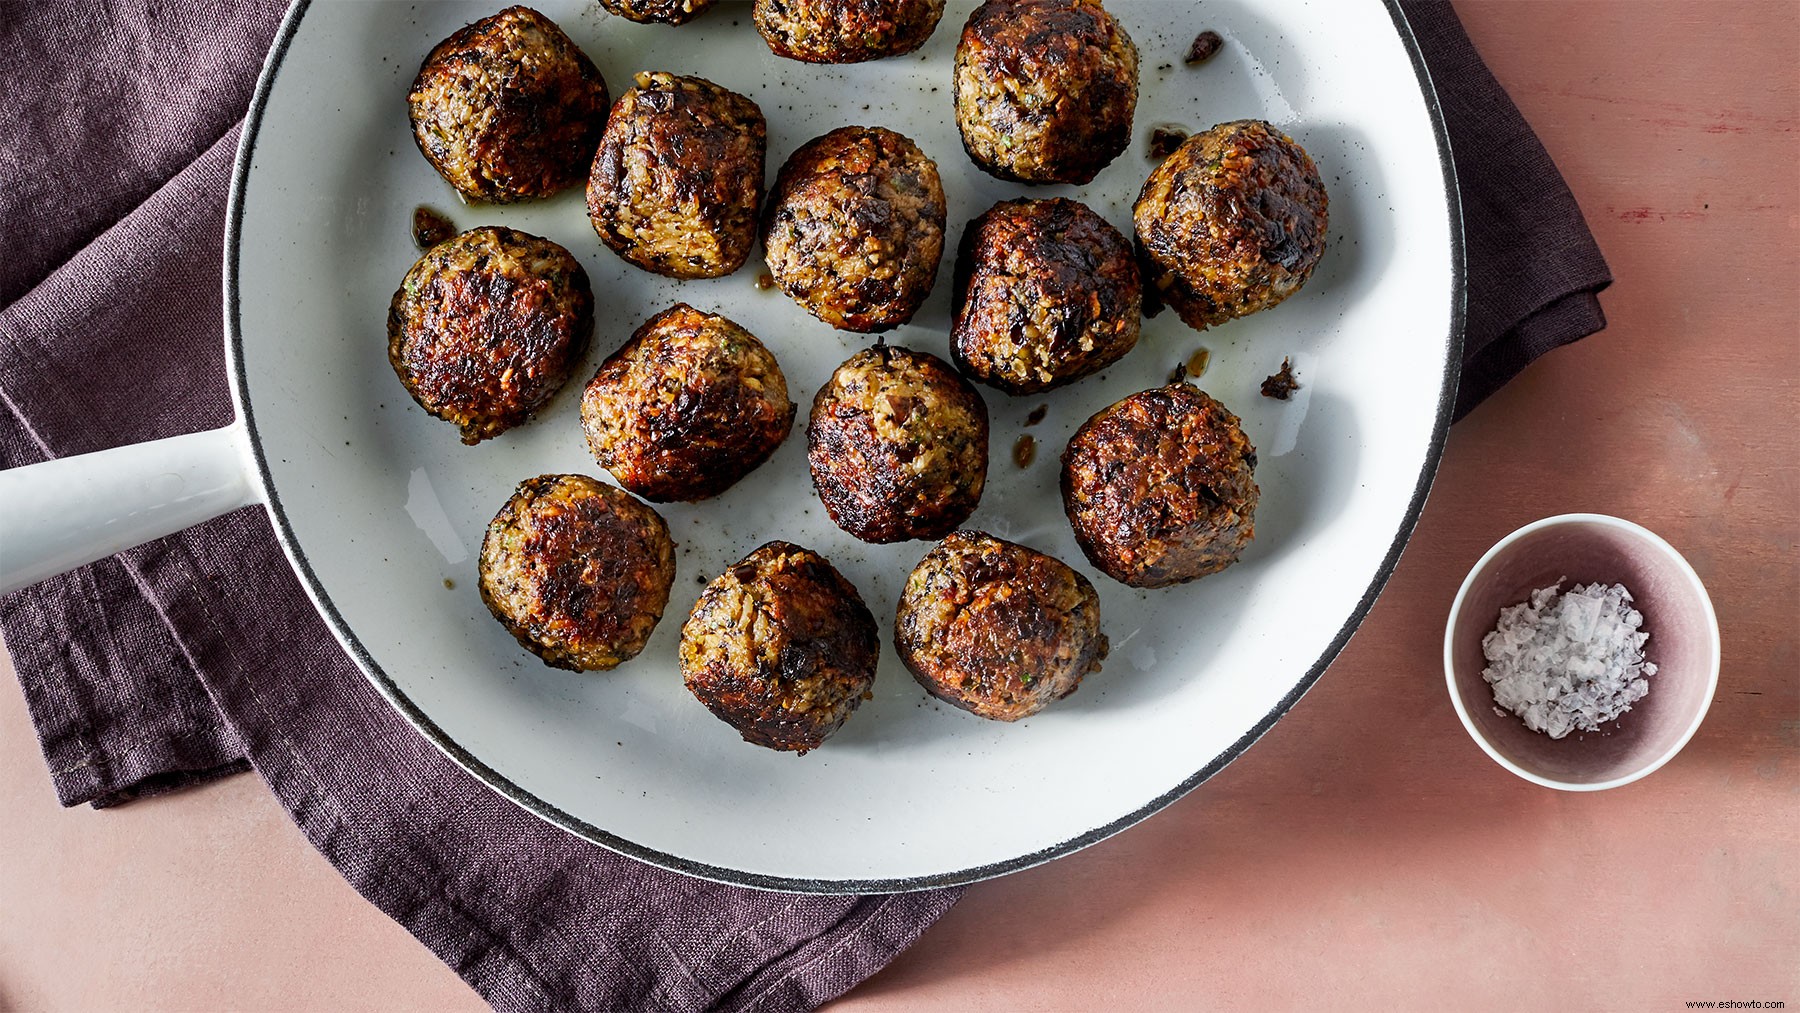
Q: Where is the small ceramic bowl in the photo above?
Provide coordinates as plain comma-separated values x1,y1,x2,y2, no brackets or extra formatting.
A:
1444,513,1720,790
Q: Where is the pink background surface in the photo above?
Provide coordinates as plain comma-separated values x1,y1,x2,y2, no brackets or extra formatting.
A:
2,2,1795,1008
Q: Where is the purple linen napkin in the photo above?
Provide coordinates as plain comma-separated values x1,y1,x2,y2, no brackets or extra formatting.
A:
1398,2,1614,418
0,1,1608,1009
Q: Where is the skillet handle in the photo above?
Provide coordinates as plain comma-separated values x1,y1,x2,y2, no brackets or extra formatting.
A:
0,426,262,595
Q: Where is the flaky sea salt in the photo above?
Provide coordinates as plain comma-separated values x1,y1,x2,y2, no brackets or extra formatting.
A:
1480,580,1657,739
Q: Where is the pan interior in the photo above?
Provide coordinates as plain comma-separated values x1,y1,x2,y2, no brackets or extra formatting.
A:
230,0,1459,888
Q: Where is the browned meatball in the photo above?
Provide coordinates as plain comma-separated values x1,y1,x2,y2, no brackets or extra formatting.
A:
387,227,592,445
896,531,1107,721
1134,119,1329,331
754,0,946,63
762,127,946,333
953,0,1138,185
581,304,794,502
478,474,676,671
586,73,766,279
951,198,1142,395
1061,384,1259,588
680,542,879,753
598,0,714,24
408,7,609,203
808,345,988,543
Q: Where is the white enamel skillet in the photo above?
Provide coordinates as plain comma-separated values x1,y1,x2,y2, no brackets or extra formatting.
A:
0,0,1463,891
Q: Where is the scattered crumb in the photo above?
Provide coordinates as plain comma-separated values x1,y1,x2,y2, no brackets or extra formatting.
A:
1185,30,1224,65
1168,346,1211,384
1187,347,1210,378
412,206,455,249
1012,434,1037,468
1147,124,1189,160
442,578,455,590
755,271,776,291
1482,581,1657,739
1261,357,1301,400
1024,403,1048,426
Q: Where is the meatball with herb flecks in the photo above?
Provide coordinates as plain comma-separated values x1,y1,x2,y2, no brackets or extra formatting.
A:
598,0,714,25
809,344,989,544
581,304,794,502
587,72,766,279
954,0,1139,185
896,531,1107,721
387,226,592,445
681,542,879,754
1061,384,1259,588
762,126,946,333
754,0,946,63
952,197,1141,395
408,6,609,203
1133,119,1328,331
479,474,676,671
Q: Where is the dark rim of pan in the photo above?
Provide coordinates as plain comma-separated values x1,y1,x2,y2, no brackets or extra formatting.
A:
225,0,1467,894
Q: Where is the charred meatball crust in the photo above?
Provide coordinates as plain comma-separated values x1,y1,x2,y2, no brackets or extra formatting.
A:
1061,384,1259,588
587,73,766,279
581,303,794,502
408,7,609,203
680,542,879,753
1133,119,1329,331
808,345,989,544
896,531,1107,721
951,198,1142,395
388,226,592,445
762,126,947,332
754,0,947,63
598,0,714,25
954,0,1139,185
479,474,676,671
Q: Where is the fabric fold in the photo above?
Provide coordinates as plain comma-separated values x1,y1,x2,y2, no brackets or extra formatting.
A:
1399,1,1614,418
0,0,287,306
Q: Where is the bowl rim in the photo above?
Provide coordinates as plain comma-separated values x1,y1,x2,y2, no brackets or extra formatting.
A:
1442,512,1721,792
